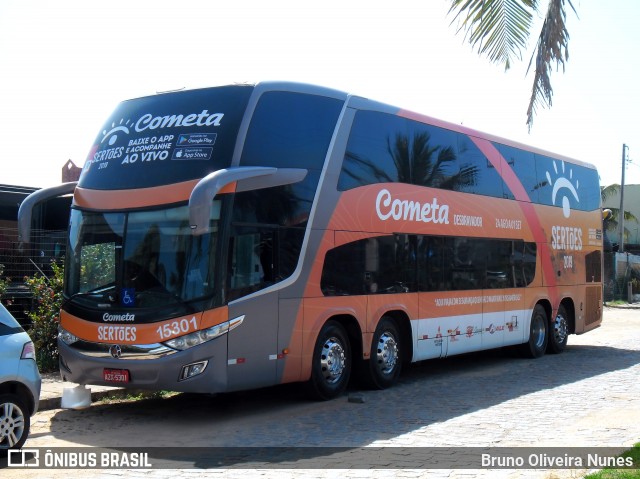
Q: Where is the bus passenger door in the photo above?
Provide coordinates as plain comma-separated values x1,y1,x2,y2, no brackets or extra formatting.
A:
225,231,279,391
226,295,278,390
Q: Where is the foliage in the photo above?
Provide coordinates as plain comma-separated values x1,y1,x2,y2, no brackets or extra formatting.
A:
24,261,64,372
601,184,639,243
79,242,115,292
0,264,9,300
448,0,576,129
584,442,640,478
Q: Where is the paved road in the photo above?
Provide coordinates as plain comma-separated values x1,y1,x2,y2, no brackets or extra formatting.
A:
5,306,640,478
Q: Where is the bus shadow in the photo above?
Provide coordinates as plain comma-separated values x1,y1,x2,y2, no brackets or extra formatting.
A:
43,342,640,468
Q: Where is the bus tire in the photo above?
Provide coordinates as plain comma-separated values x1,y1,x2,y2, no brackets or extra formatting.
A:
547,304,569,354
305,320,351,401
363,317,402,389
520,304,548,358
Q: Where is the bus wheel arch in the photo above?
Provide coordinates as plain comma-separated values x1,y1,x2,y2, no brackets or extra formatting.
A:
520,302,549,358
548,300,574,354
362,311,411,390
305,316,359,401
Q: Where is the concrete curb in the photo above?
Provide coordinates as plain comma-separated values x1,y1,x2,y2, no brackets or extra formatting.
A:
604,303,640,310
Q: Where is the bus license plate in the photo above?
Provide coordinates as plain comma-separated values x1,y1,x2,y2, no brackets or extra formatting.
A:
103,368,130,383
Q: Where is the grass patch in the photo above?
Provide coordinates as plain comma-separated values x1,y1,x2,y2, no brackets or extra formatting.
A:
604,300,633,307
96,390,179,405
584,444,640,478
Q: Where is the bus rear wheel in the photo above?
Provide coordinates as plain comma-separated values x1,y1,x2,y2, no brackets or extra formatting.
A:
520,304,548,358
547,304,569,354
362,317,402,389
305,321,352,401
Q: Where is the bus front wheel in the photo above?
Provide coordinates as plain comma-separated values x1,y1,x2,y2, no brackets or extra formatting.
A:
305,321,352,401
520,304,548,358
362,317,402,389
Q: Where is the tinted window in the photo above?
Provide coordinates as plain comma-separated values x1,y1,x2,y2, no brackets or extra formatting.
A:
495,143,539,202
512,240,537,287
227,172,316,301
411,122,459,189
483,239,514,289
535,154,601,212
240,91,343,171
321,234,418,296
340,111,464,190
322,234,537,296
417,236,448,291
226,223,305,302
339,111,405,189
457,136,507,198
585,250,602,283
80,86,253,190
339,110,507,198
231,171,319,227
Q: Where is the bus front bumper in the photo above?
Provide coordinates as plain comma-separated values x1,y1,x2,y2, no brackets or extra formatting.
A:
58,338,228,394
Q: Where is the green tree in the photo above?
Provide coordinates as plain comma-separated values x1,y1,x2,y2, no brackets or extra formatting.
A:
0,264,9,301
79,242,115,292
448,0,575,129
601,184,639,244
24,261,64,372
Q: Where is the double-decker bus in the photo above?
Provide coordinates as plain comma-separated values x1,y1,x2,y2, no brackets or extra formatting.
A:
18,82,603,400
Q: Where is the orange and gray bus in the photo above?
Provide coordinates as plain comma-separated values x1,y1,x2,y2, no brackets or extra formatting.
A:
18,82,603,400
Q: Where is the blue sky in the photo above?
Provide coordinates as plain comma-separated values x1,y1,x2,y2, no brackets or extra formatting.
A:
1,0,639,189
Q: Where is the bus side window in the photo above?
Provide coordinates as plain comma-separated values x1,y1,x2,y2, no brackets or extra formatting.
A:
228,229,274,301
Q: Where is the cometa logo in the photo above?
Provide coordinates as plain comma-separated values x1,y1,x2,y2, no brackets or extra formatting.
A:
99,111,224,146
102,313,136,322
375,188,449,224
135,110,224,132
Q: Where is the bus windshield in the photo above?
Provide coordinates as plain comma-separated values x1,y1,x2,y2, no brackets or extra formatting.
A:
65,204,219,309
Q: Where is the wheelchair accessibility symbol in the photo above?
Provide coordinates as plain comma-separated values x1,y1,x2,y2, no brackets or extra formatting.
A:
121,288,136,307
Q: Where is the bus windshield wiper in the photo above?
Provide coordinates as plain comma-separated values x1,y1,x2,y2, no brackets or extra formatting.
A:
65,284,117,304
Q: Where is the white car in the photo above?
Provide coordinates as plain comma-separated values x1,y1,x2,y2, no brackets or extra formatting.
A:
0,303,41,451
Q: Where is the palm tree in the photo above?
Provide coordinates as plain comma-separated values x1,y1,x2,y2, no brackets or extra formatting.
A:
447,0,575,130
601,184,639,244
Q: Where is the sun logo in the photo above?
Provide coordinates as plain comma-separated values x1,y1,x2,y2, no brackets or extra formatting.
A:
546,160,579,218
101,119,133,146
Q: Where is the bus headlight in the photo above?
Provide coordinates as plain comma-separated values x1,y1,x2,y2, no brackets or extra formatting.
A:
58,325,79,345
163,315,244,351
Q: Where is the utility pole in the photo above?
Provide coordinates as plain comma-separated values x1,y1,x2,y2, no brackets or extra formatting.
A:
619,143,628,252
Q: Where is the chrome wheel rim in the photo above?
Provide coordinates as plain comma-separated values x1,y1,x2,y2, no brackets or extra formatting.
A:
376,331,398,375
532,315,546,349
0,401,26,448
553,313,568,345
320,337,346,385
